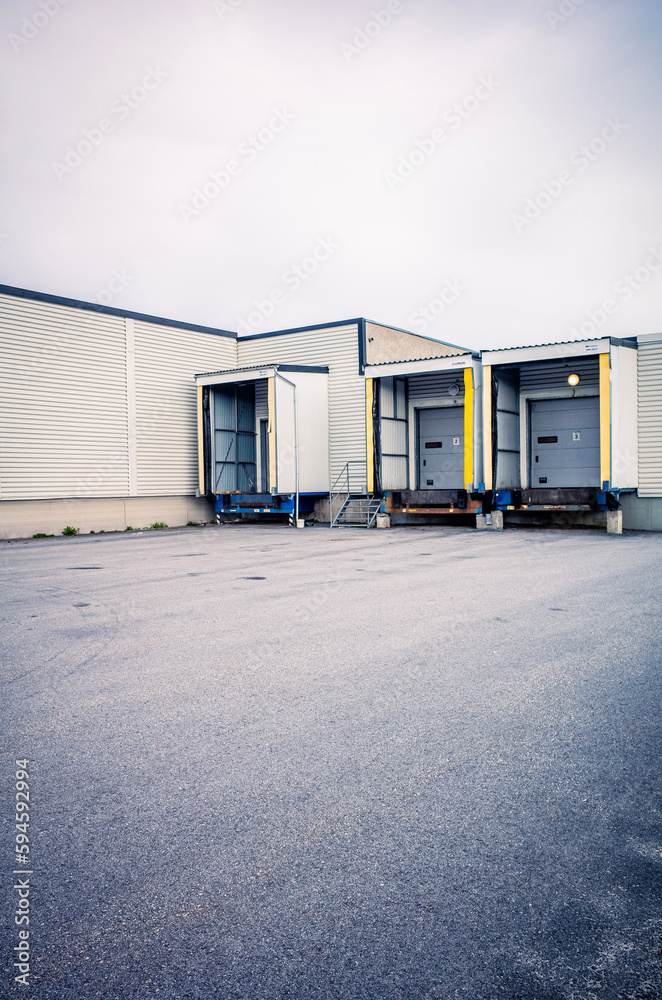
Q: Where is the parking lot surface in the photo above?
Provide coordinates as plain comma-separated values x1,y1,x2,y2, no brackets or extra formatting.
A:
2,523,662,999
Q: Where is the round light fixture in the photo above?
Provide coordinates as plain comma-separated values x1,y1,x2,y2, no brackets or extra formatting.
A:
448,383,460,396
568,373,580,386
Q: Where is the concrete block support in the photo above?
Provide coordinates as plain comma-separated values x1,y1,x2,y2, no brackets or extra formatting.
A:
476,511,504,530
607,510,623,535
376,513,391,529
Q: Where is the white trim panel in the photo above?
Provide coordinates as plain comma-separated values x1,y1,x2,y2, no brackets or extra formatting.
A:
365,354,473,378
482,340,610,367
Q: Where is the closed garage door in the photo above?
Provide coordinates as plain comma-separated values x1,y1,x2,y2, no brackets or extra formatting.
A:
530,397,600,488
418,407,464,488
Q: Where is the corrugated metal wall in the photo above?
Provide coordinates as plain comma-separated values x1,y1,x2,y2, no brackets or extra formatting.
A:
134,319,236,495
255,379,268,421
519,356,599,391
0,293,128,499
0,292,237,501
638,338,662,497
408,371,466,400
238,324,364,482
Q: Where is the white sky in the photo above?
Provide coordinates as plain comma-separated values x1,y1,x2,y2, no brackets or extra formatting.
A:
1,0,661,349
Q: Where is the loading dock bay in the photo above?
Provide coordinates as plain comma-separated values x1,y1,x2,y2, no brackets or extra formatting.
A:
4,524,661,999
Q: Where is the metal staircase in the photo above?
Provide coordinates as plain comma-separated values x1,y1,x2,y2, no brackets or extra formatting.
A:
330,461,381,528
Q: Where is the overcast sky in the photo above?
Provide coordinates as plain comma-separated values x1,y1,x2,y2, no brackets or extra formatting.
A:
1,0,661,349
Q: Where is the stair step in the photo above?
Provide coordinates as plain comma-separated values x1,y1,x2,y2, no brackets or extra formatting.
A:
330,484,381,527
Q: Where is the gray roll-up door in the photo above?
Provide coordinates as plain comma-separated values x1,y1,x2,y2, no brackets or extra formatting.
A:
417,407,464,488
529,397,599,488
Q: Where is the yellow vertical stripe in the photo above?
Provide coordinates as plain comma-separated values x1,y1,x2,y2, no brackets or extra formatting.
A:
463,367,473,490
599,352,611,488
267,377,276,491
482,365,492,490
197,385,205,495
366,378,374,493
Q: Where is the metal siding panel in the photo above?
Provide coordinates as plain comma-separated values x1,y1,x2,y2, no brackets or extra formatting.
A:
638,342,662,496
496,452,520,490
381,376,394,418
396,377,406,418
134,320,236,496
255,380,269,421
382,419,408,455
496,374,519,411
382,455,408,489
519,357,599,392
497,410,519,453
0,292,128,499
408,371,465,400
238,325,363,483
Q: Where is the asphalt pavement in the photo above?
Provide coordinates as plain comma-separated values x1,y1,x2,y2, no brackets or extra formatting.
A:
1,523,661,999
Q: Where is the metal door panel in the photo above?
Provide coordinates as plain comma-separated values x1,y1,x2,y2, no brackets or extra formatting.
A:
417,407,464,488
529,397,600,487
212,384,256,492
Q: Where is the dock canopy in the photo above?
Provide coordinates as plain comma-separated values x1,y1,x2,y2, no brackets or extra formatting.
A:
195,365,329,498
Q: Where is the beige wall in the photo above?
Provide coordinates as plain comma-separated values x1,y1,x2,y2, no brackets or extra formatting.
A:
365,322,467,365
0,496,214,540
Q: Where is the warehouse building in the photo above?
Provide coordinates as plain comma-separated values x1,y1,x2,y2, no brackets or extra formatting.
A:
1,282,660,537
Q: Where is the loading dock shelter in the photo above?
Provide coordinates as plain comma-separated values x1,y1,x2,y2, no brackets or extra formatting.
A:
364,352,484,521
480,337,638,526
194,365,329,522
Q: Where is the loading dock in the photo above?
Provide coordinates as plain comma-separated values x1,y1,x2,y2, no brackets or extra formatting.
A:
195,364,330,523
480,337,638,531
364,353,484,523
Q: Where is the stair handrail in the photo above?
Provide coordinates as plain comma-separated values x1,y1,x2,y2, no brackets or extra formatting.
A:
330,460,370,526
